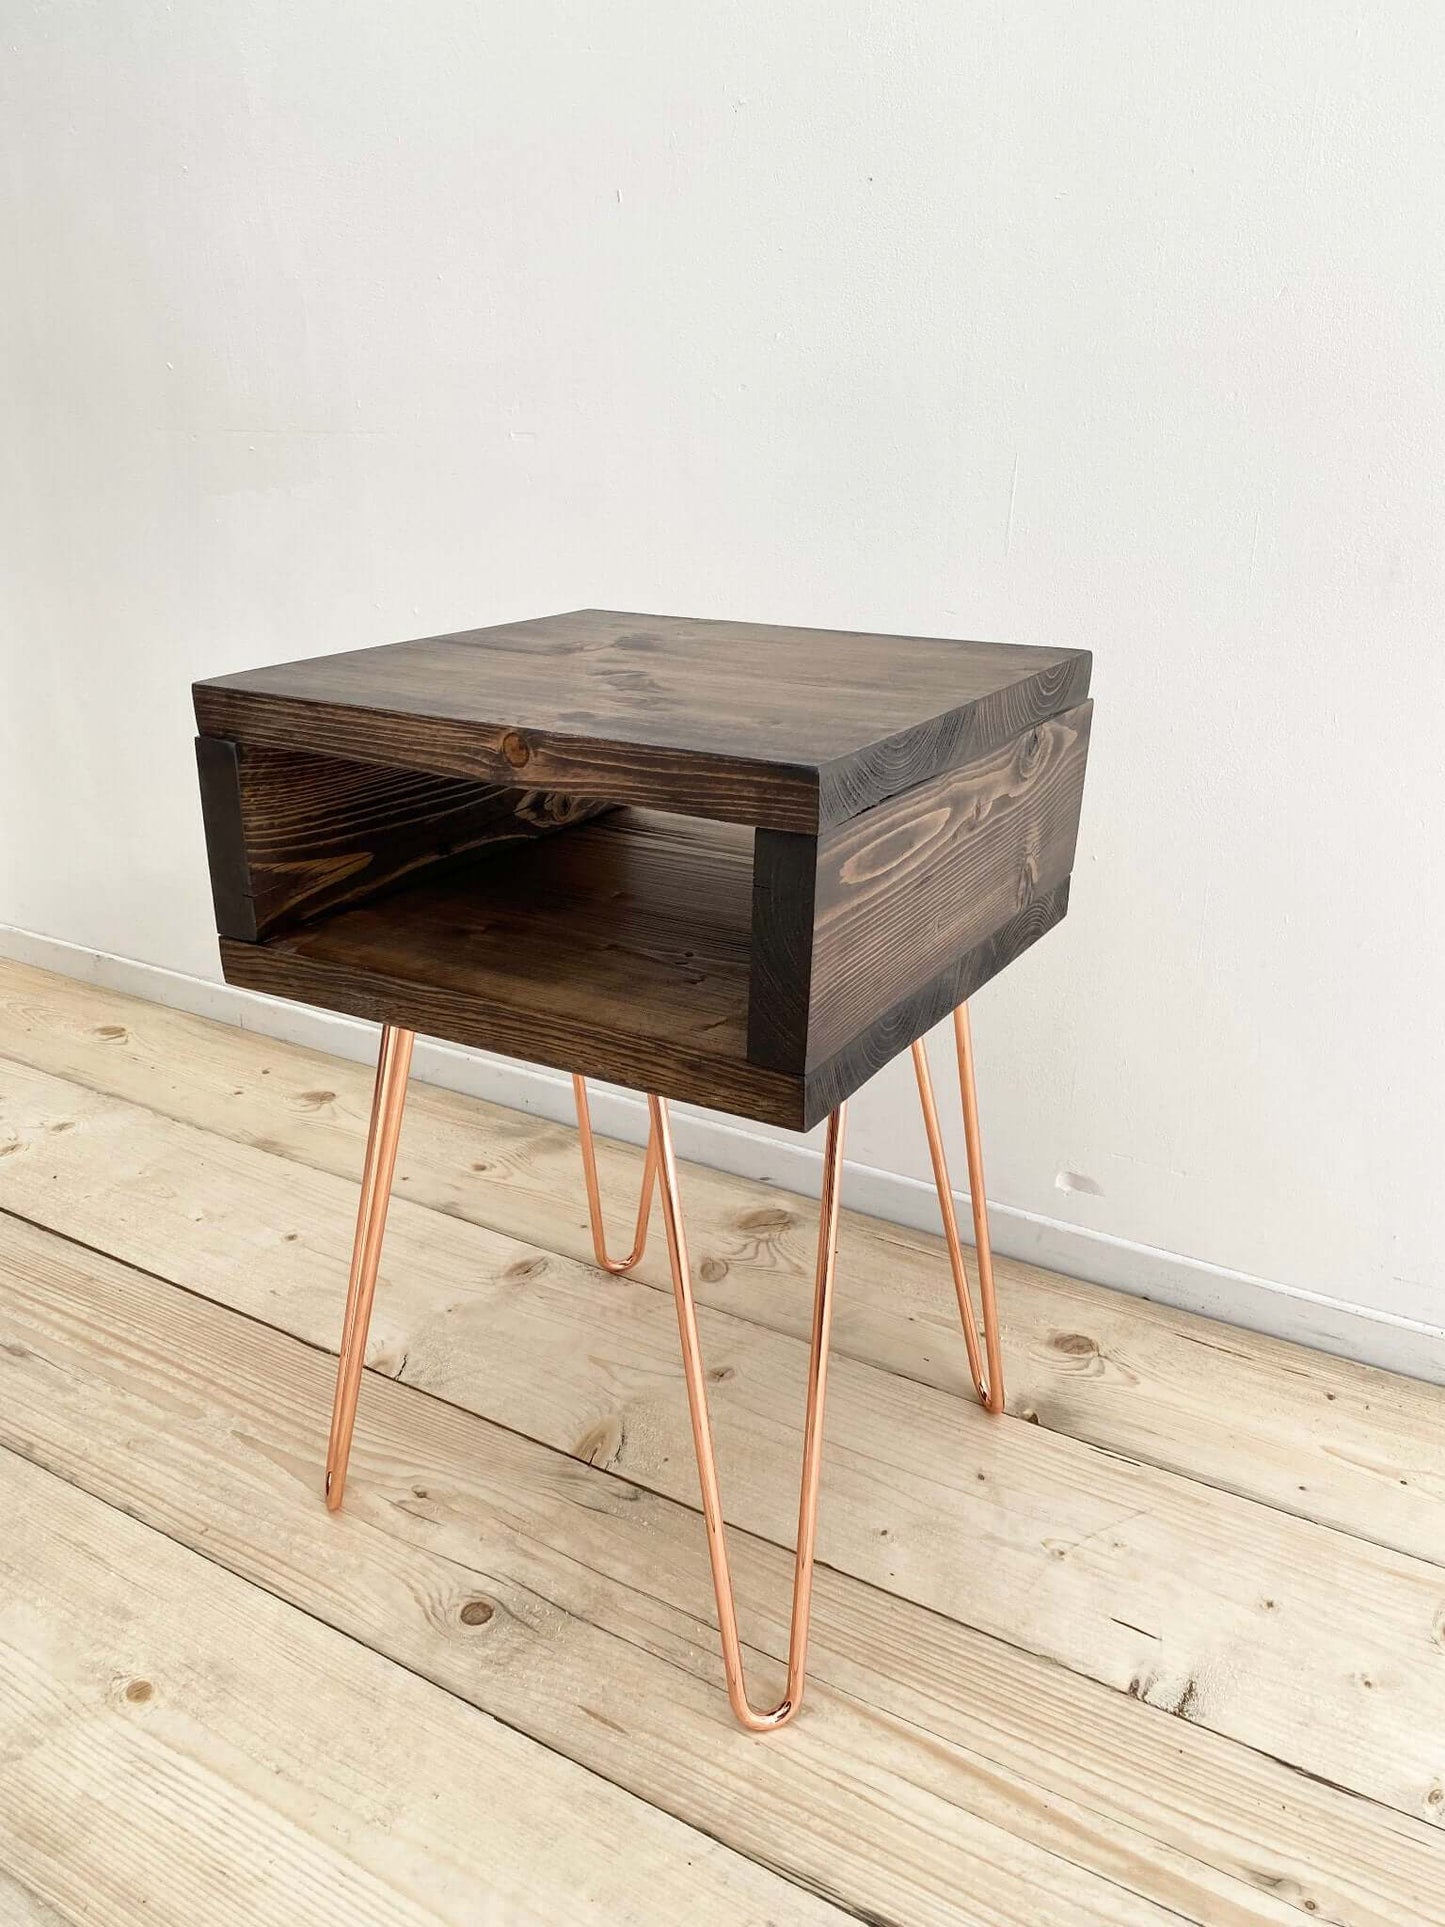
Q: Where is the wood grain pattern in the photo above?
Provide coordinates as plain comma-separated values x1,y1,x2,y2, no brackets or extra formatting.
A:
194,608,1092,833
1,1218,1219,1927
213,803,1068,1129
197,735,609,942
194,735,256,940
799,880,1069,1119
2,968,1445,1923
196,614,1094,1119
4,954,1440,1571
807,702,1091,1064
0,1444,845,1927
218,808,815,1123
0,1869,71,1927
746,829,817,1072
4,1049,1444,1830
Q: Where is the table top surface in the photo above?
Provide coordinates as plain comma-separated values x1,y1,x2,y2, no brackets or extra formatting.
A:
196,607,1089,777
197,610,1093,1123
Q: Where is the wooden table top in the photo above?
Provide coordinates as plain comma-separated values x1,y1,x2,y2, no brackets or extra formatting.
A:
196,609,1093,1124
194,608,1091,832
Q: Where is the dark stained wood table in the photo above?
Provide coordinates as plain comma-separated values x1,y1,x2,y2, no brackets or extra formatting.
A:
194,607,1093,1731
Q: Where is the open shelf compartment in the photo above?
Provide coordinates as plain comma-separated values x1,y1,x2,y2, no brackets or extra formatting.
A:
198,693,1089,1132
197,730,814,1125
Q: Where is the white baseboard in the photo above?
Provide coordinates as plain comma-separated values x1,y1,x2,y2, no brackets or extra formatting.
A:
3,921,1442,1387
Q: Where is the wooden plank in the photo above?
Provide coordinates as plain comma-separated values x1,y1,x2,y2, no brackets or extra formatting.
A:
219,809,814,1127
197,680,825,832
1,956,1438,1570
0,1447,846,1927
800,879,1069,1122
194,609,1092,833
194,735,258,941
0,1870,72,1927
248,808,754,1051
747,833,1071,1107
747,828,816,1073
0,1217,1262,1927
201,735,612,940
217,840,1064,1131
808,703,1091,1063
2,1049,1443,1826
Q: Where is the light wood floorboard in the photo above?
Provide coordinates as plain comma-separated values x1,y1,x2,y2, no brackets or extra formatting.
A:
0,957,1438,1568
0,1446,844,1926
1,1049,1443,1820
2,1213,1265,1927
0,1868,73,1927
0,963,1441,1922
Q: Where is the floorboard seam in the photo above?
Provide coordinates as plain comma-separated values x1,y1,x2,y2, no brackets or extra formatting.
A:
5,1201,1441,1885
0,1322,1250,1927
0,1430,868,1924
4,1036,1440,1585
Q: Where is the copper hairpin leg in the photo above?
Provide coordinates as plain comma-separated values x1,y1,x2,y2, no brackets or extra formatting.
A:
573,1003,1001,1730
571,1075,846,1730
572,1074,658,1274
325,1022,415,1511
325,1004,999,1735
911,1001,1005,1413
653,1092,847,1731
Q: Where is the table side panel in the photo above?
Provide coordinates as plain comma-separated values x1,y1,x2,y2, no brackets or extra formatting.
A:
798,880,1070,1129
818,651,1091,825
805,703,1092,1068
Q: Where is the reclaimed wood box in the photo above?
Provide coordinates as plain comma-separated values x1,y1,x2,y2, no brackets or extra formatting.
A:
195,610,1091,1130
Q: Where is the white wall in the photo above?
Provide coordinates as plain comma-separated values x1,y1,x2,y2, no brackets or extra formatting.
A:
2,4,1442,1368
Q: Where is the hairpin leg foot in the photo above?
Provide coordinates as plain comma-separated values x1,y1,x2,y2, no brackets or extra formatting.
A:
912,1001,1005,1414
325,1022,415,1510
649,1092,847,1732
573,1075,658,1275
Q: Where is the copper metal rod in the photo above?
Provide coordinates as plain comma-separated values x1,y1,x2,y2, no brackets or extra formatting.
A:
324,1022,415,1510
911,1001,1005,1413
649,1091,847,1732
332,1030,391,1380
320,1005,999,1737
572,1075,659,1274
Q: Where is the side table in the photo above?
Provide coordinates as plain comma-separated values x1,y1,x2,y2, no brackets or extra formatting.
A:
194,608,1092,1732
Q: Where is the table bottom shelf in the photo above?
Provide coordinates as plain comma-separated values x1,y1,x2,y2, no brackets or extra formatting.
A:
218,808,811,1127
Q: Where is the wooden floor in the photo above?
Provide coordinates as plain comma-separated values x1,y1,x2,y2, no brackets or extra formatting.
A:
0,962,1441,1924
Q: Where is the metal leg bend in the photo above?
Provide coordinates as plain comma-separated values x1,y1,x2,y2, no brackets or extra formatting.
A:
572,1073,658,1274
325,1001,1002,1735
648,1092,847,1732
